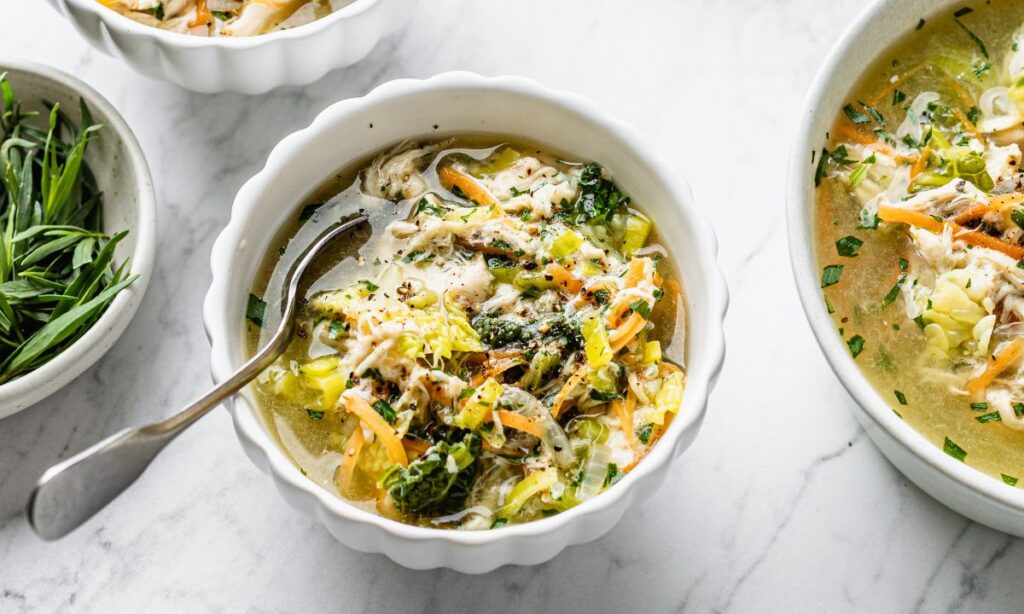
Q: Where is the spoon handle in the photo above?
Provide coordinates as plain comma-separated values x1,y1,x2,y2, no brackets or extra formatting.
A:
27,215,368,541
26,346,279,541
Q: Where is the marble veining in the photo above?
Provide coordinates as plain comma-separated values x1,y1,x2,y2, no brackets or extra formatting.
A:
1,0,1024,612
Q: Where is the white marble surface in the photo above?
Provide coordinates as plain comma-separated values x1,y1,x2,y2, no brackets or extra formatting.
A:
1,0,1022,611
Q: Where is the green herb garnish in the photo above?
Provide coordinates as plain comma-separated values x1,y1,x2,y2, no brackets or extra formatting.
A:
847,335,865,358
821,265,844,288
306,409,325,420
246,293,267,326
943,436,967,461
835,235,863,257
894,390,908,405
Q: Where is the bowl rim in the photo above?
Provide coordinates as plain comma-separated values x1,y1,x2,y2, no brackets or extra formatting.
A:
0,59,156,413
59,0,382,48
786,0,1024,514
204,71,728,546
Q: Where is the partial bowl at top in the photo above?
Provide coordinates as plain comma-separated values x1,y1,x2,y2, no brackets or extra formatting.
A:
204,72,727,572
789,0,1024,535
44,0,410,94
0,61,155,420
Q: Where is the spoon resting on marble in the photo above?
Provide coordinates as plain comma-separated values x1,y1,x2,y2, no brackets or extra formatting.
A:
27,215,370,540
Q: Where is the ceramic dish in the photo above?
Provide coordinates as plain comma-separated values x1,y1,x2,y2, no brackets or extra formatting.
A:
44,0,409,94
0,61,156,420
788,0,1024,536
204,72,727,572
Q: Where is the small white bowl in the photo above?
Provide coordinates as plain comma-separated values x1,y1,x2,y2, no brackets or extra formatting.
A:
44,0,410,94
788,0,1024,536
0,61,156,420
204,72,728,572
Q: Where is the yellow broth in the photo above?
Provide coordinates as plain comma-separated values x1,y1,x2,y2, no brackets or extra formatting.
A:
815,1,1024,482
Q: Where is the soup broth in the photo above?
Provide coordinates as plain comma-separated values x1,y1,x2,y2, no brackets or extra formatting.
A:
247,137,688,529
815,1,1024,483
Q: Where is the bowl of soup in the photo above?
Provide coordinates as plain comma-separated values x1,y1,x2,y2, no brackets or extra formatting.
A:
204,72,727,571
789,0,1024,535
45,0,409,93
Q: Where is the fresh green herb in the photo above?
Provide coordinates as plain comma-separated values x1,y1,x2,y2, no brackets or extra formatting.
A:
1011,209,1024,231
847,335,865,358
571,162,629,223
943,436,967,461
814,148,829,187
636,423,653,444
858,209,880,230
835,236,863,257
825,296,835,314
881,275,906,307
211,10,231,20
893,89,907,105
603,463,624,488
373,399,397,424
955,16,989,59
1015,403,1024,418
861,102,886,126
970,402,989,411
416,197,444,217
298,203,321,221
843,104,871,124
328,319,347,338
899,258,908,271
589,390,624,402
148,2,165,20
976,411,1001,423
490,518,508,529
458,387,476,400
1002,474,1019,486
629,300,651,319
246,294,267,326
652,288,664,301
821,265,844,288
358,279,379,292
306,409,325,421
894,390,908,405
0,74,137,382
973,62,992,78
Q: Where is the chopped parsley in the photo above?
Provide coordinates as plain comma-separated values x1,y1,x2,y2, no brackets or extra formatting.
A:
246,293,267,327
976,411,1002,424
894,390,908,405
843,104,871,125
636,423,653,445
821,264,844,288
835,235,863,257
306,409,325,421
1002,474,1019,486
372,399,397,424
416,197,444,217
847,335,865,358
943,436,967,461
970,402,989,411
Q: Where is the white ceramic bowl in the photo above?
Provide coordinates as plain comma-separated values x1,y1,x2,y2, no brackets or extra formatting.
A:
788,0,1024,536
0,61,156,420
44,0,409,94
204,72,728,572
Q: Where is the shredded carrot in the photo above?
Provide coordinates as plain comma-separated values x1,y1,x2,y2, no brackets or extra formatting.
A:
877,205,1024,259
952,202,991,225
966,338,1024,396
609,312,647,352
613,394,638,451
550,368,588,418
909,146,931,180
438,166,500,208
545,263,584,294
471,357,523,386
337,427,365,492
495,409,546,439
401,438,431,458
345,395,408,467
189,0,212,27
623,258,646,289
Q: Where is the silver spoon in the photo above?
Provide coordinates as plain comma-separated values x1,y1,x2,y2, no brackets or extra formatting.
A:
27,214,369,540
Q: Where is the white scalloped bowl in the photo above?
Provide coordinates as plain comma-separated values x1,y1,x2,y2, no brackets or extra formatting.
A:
204,72,728,572
0,60,155,419
44,0,409,94
788,0,1024,536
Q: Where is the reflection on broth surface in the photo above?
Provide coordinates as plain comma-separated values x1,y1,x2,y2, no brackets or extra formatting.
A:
815,1,1024,483
247,137,688,529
